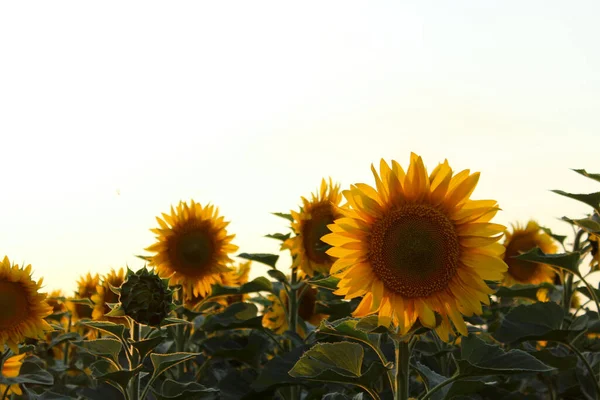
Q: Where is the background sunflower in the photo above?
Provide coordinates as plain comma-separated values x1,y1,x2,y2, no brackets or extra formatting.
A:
91,267,126,321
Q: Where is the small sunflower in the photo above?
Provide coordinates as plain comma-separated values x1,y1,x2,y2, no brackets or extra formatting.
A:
146,200,238,299
0,353,27,396
262,285,326,336
322,154,508,341
0,256,53,353
46,290,68,315
67,273,100,321
91,268,126,321
590,234,600,270
283,178,344,278
502,221,557,286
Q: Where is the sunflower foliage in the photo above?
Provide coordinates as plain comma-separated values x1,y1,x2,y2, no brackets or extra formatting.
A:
5,159,600,400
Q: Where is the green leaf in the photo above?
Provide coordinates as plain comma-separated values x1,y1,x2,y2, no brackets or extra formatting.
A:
153,379,219,400
203,277,274,305
413,362,450,400
265,232,291,242
531,349,577,370
563,216,600,235
267,269,288,284
201,302,264,332
202,331,271,370
68,298,95,307
131,334,166,361
150,352,199,381
252,345,310,391
494,302,571,343
89,359,118,376
79,320,127,342
316,318,385,360
0,359,53,386
97,365,143,398
73,339,123,364
104,303,126,318
515,247,581,274
573,169,600,184
159,317,193,328
495,282,558,301
238,252,279,268
48,332,82,349
309,276,341,290
551,190,600,213
272,212,294,222
458,335,554,376
289,341,388,392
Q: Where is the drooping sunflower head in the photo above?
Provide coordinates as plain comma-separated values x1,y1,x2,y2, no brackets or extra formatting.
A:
67,272,100,321
0,256,53,353
502,221,557,286
322,154,508,341
146,200,239,299
91,267,126,321
283,178,344,278
0,353,27,396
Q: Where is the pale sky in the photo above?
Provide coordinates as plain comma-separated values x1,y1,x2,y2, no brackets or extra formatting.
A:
1,1,599,293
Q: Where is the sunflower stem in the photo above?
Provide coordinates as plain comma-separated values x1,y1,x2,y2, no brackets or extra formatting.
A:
175,289,186,378
394,339,410,400
128,319,141,400
63,313,72,367
289,267,300,400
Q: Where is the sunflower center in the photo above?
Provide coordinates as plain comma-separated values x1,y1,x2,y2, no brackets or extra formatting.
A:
369,204,460,298
0,281,30,329
505,235,541,282
169,224,215,275
302,203,335,264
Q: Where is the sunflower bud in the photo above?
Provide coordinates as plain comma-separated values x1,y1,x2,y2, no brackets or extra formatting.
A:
119,267,173,326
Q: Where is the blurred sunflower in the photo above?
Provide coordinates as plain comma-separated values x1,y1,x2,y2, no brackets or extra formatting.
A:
502,221,557,286
46,290,68,315
262,285,326,336
322,154,507,341
0,353,26,396
67,273,100,321
185,261,252,310
590,234,600,270
0,256,53,353
91,268,126,321
146,200,238,299
283,178,343,278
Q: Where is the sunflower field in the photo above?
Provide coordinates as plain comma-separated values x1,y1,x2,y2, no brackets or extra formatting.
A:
3,153,600,400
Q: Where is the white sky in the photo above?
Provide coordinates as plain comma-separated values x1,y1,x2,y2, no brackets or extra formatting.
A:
1,1,599,293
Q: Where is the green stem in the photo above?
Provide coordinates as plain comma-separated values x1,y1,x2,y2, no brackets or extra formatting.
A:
563,342,600,399
289,268,300,400
362,385,382,400
419,374,461,400
128,320,141,400
175,289,186,378
63,313,72,367
394,340,410,400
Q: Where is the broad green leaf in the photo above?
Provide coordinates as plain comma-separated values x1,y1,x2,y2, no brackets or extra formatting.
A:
540,226,568,246
201,302,264,332
97,365,143,399
563,217,600,234
73,339,123,364
104,304,126,318
159,317,192,328
573,169,600,184
48,332,81,348
494,302,569,343
153,379,219,400
551,190,600,213
150,352,199,381
515,247,581,274
309,276,341,290
238,252,279,268
89,359,118,376
265,232,291,242
22,387,77,400
131,334,166,361
458,335,554,376
413,362,450,400
272,212,293,222
531,349,577,370
252,345,310,391
290,342,363,378
267,269,288,284
79,320,127,342
0,359,53,385
316,318,384,359
495,282,558,301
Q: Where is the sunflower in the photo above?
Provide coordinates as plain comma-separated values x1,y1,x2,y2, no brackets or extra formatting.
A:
67,273,100,321
146,200,238,300
91,268,126,321
46,290,68,315
502,221,557,286
0,256,53,353
321,154,507,341
590,234,600,270
0,353,27,396
262,285,326,336
185,261,252,310
283,178,344,278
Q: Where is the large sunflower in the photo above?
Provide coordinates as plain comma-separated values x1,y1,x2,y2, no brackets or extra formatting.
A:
283,178,344,278
0,256,53,353
0,353,27,396
502,221,557,286
67,272,100,321
146,200,239,299
322,154,507,341
91,268,126,321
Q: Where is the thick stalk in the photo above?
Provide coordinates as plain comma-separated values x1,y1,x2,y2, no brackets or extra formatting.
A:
394,340,410,400
175,289,186,377
128,319,141,400
288,268,300,400
563,229,586,318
